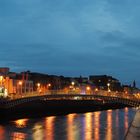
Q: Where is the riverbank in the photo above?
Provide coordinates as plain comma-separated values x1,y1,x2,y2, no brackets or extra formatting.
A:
0,99,131,122
125,109,140,140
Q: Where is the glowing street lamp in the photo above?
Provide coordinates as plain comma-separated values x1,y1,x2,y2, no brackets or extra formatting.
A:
48,83,51,87
71,82,75,86
47,83,51,91
86,86,91,94
37,83,41,93
107,83,111,92
86,86,91,91
95,88,99,92
37,83,40,87
19,81,22,86
0,76,4,86
18,81,23,94
0,76,3,81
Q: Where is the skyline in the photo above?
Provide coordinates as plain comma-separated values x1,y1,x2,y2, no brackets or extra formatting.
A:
0,0,140,85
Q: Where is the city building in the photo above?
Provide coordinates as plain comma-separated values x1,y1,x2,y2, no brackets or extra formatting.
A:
0,68,33,97
89,75,122,91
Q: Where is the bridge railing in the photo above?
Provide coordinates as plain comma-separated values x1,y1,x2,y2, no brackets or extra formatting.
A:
6,90,140,102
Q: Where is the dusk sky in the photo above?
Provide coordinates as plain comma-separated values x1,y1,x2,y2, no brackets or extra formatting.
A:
0,0,140,85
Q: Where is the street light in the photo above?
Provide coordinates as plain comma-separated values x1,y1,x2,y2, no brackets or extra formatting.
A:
18,81,23,95
37,83,41,93
37,83,40,87
19,81,22,86
0,76,3,81
47,83,51,92
95,88,99,92
48,83,51,87
0,76,3,86
86,86,91,91
71,82,75,86
107,83,111,92
86,86,91,94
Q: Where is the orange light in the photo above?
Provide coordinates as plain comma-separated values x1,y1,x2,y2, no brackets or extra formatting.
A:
14,119,28,128
86,86,91,91
125,91,128,94
95,88,98,92
18,81,22,85
37,83,40,87
48,83,51,87
0,76,3,81
71,82,75,86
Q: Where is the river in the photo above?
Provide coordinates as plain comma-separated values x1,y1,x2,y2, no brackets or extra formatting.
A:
0,107,136,140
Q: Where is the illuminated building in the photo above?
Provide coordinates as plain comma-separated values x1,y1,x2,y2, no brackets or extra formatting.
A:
89,75,122,91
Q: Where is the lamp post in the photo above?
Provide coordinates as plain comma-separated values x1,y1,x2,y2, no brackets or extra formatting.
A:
86,86,91,94
0,76,3,86
18,81,23,96
71,82,75,86
47,83,51,91
71,82,75,93
0,76,4,96
107,83,111,92
37,83,41,93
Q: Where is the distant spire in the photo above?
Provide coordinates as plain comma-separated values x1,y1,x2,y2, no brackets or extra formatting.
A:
133,80,136,88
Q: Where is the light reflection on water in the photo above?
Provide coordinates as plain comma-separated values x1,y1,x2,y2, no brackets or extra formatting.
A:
0,125,5,140
124,108,129,129
1,107,136,140
67,114,76,140
94,112,100,140
105,110,112,140
45,116,56,140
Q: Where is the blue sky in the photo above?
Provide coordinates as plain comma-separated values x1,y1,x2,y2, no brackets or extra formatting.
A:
0,0,140,86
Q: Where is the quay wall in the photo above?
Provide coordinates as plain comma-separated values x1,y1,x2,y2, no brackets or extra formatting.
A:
125,109,140,140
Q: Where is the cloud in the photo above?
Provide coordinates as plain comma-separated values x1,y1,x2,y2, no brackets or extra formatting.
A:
0,0,140,85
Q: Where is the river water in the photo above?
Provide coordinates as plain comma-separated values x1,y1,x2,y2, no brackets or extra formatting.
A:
0,108,136,140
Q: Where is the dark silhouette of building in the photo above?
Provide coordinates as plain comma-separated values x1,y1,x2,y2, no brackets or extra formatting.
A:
133,80,136,88
89,75,122,91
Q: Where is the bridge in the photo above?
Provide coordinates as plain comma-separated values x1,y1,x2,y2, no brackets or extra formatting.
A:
0,90,140,110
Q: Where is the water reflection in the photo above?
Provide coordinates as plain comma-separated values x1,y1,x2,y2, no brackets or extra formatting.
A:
8,118,29,140
0,126,5,140
105,110,112,140
45,116,55,140
85,112,93,140
11,132,27,140
115,109,119,128
0,108,136,140
124,108,129,130
67,114,76,140
33,122,45,140
94,112,100,140
14,118,29,128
